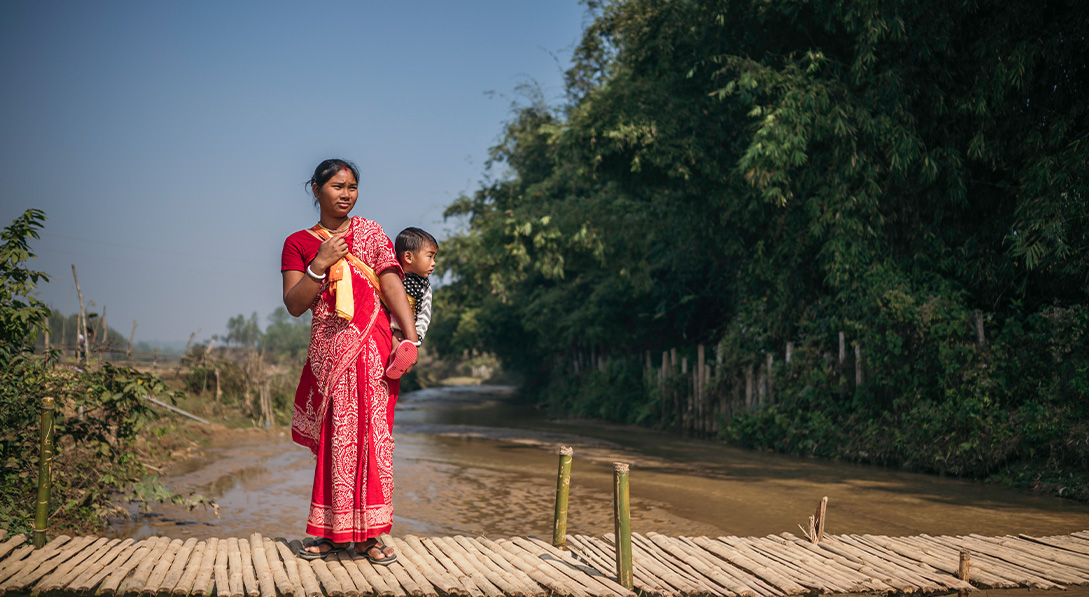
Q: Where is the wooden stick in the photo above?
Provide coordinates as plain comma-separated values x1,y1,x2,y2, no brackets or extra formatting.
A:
553,446,574,550
814,496,827,544
959,549,971,597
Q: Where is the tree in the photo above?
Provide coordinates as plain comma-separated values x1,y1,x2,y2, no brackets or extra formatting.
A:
0,209,49,365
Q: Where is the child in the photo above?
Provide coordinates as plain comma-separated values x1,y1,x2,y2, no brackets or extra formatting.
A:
392,227,438,345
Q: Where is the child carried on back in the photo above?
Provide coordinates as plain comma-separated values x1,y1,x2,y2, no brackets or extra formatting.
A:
391,227,438,345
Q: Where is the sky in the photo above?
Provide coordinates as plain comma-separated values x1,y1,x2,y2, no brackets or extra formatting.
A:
0,1,587,346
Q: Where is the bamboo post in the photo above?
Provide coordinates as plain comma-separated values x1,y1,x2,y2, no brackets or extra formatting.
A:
838,331,846,363
99,305,107,351
697,344,705,406
128,321,137,360
812,496,827,544
72,265,88,367
43,315,50,353
552,446,574,549
785,341,793,365
958,549,971,596
612,462,633,590
61,314,67,358
745,365,754,410
974,311,985,346
34,397,56,548
214,368,222,401
153,346,159,366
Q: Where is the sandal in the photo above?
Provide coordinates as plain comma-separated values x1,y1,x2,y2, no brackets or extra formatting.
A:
297,538,350,561
384,340,418,380
360,540,397,566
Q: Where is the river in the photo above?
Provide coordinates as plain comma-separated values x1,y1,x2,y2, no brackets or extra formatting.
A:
109,385,1089,543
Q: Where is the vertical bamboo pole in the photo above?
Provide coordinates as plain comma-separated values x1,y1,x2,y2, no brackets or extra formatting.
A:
786,341,793,365
34,397,56,548
43,315,51,353
812,496,827,544
61,314,67,358
153,346,159,366
72,265,87,367
974,311,985,346
99,305,108,351
670,348,677,372
697,344,705,409
612,463,633,590
838,332,846,363
745,365,754,410
958,549,971,597
128,321,137,360
552,446,574,549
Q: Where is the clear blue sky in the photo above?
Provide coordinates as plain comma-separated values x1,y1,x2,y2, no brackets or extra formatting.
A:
0,1,587,346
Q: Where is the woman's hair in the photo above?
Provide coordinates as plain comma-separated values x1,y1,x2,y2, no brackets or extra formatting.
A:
307,158,360,205
395,227,439,256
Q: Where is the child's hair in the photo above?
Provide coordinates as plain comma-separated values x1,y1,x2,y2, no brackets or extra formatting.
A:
395,227,438,258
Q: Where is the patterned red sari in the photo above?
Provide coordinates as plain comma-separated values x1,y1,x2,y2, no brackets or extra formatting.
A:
288,217,402,543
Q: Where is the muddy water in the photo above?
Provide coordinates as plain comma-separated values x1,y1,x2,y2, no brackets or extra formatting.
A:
110,385,1089,542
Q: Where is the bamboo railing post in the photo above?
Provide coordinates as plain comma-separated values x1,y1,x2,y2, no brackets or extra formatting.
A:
812,496,827,544
552,446,574,549
854,341,863,387
958,549,971,596
43,315,50,353
128,321,137,360
99,305,107,351
613,462,633,590
974,310,985,346
72,265,88,367
34,397,56,548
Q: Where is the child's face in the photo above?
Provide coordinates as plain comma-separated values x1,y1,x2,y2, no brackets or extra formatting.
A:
402,243,437,277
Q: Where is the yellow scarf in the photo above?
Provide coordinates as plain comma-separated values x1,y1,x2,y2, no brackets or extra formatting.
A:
310,224,385,321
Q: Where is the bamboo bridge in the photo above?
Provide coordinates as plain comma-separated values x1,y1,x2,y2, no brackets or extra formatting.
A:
3,528,1089,597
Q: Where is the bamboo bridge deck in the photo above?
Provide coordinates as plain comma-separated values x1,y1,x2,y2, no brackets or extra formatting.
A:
3,529,1089,597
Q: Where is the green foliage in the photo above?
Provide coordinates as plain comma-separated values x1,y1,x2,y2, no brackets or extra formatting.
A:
433,0,1089,493
0,209,49,365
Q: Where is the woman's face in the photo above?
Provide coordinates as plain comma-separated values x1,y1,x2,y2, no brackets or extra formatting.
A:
313,168,358,219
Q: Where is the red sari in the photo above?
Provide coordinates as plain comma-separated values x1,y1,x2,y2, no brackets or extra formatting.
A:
281,216,402,542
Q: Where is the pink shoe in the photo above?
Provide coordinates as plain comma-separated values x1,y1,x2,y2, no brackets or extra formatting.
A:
385,340,418,379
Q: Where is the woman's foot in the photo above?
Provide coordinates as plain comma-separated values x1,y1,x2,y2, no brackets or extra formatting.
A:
359,539,397,566
298,538,350,560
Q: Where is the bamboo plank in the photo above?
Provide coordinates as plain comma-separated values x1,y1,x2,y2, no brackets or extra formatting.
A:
308,557,344,597
400,535,465,596
898,536,1026,588
447,536,528,597
521,536,635,597
261,538,297,597
677,537,782,597
237,536,259,597
157,538,198,594
802,535,923,592
842,534,973,591
10,535,97,592
38,537,118,592
248,535,277,597
332,552,375,596
435,537,504,597
630,533,726,595
340,553,394,597
421,537,482,597
191,537,219,597
923,535,1069,588
214,538,231,597
645,533,759,597
121,536,174,594
1,534,83,591
490,535,592,597
97,538,160,595
0,546,36,586
716,535,840,593
294,557,325,597
171,540,205,596
952,534,1088,584
226,537,245,597
667,535,776,597
141,538,187,595
273,539,315,597
72,538,140,593
458,537,543,597
747,536,862,593
1023,535,1089,558
692,536,803,595
321,556,357,597
385,537,434,596
762,535,875,592
380,550,424,596
566,535,669,597
831,534,952,591
970,534,1089,579
484,538,585,597
875,535,1014,589
0,535,27,562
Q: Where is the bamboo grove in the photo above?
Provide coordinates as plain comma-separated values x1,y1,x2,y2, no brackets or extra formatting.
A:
430,0,1089,495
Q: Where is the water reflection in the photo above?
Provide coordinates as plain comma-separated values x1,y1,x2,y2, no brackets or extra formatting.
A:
109,385,1089,541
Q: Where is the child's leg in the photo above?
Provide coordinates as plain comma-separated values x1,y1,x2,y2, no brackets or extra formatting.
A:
392,329,405,343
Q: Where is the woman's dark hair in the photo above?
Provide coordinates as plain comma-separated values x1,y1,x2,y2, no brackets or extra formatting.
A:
307,158,360,205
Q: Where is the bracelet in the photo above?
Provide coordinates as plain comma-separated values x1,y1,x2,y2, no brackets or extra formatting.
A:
306,264,326,281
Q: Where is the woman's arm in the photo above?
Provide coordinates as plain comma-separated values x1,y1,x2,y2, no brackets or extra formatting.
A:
380,269,419,344
282,233,349,317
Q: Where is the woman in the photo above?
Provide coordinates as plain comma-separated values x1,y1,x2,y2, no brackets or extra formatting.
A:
281,158,419,564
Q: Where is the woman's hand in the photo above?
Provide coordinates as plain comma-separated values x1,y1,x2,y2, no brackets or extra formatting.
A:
311,233,349,272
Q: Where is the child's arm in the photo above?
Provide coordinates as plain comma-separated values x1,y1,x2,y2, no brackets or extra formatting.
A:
415,286,432,341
